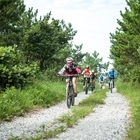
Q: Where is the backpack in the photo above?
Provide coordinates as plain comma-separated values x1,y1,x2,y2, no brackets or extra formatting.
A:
100,76,103,81
109,70,114,78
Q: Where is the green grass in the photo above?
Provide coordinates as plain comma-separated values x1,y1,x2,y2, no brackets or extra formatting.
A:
0,75,90,122
0,79,66,121
116,79,140,140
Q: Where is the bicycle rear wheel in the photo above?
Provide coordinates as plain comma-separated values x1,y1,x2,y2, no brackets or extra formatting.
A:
91,81,95,91
66,84,71,108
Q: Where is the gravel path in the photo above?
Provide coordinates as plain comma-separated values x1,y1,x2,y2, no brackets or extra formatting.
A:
0,88,131,140
49,88,131,140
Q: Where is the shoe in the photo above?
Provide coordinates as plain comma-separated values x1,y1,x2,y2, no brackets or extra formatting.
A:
74,93,77,97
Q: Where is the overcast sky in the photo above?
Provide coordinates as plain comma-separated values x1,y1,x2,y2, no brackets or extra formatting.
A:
24,0,127,63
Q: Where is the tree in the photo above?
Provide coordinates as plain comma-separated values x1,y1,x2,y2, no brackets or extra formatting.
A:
0,0,25,46
110,0,140,82
81,51,109,73
71,44,86,65
24,12,77,70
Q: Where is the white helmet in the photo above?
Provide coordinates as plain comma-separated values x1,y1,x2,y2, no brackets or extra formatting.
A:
85,65,89,69
66,57,73,67
66,57,73,62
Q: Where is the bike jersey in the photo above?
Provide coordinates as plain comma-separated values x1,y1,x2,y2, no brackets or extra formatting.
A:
58,64,81,76
82,68,92,77
108,70,115,79
99,75,104,82
90,73,96,80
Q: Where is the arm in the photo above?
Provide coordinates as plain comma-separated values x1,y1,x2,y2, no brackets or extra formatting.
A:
58,65,66,75
81,69,85,75
75,66,81,74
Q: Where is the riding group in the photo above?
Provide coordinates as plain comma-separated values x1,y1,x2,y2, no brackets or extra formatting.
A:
58,57,117,97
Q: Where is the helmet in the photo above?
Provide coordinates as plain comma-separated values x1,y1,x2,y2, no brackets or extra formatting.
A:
66,57,73,67
66,57,73,62
111,67,114,70
85,65,89,69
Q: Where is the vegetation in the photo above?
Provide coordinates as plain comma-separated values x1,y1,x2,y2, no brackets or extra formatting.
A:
1,0,140,140
109,1,140,140
0,75,65,121
110,0,140,83
0,0,108,91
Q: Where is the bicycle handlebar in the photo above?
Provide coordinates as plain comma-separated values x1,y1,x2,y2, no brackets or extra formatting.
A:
57,74,79,77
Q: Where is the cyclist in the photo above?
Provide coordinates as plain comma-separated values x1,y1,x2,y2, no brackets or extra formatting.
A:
90,70,96,89
57,57,81,97
81,65,92,90
99,74,104,89
108,67,117,88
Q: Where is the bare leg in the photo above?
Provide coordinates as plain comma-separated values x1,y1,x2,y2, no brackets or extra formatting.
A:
72,77,77,93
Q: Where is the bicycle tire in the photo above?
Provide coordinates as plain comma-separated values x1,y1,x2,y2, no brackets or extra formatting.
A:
100,83,102,89
110,80,113,93
91,86,94,92
66,83,75,108
91,81,95,91
66,84,71,108
70,86,75,106
85,81,88,94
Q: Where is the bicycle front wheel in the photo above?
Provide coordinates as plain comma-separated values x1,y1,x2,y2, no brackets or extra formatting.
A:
70,86,75,106
66,84,75,108
85,82,88,94
66,84,71,108
110,81,113,93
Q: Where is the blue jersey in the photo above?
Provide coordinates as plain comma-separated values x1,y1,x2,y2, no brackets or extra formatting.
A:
108,70,117,79
99,75,104,82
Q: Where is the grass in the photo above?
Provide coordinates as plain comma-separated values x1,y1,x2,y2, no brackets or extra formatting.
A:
0,79,66,121
116,79,140,140
0,75,92,122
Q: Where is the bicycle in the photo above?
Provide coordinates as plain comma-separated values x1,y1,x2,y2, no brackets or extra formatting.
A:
61,74,78,108
99,81,104,89
84,77,90,94
89,79,95,92
109,78,114,93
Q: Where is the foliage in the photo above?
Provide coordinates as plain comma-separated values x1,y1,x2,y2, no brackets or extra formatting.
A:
0,46,39,90
109,0,140,83
24,12,77,71
81,51,109,73
0,77,65,121
0,0,25,47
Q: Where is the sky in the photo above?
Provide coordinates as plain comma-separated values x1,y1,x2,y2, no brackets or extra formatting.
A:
24,0,127,63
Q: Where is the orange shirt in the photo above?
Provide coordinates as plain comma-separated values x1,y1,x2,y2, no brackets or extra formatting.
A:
82,68,92,77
